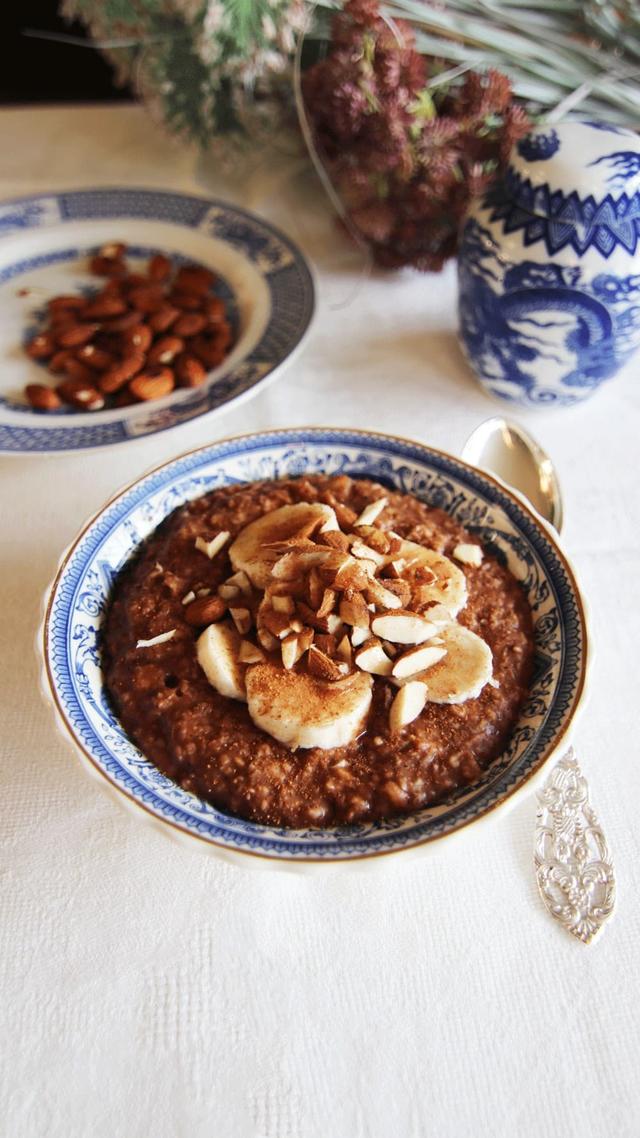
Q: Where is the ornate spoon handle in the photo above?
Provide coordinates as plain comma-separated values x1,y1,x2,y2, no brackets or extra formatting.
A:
534,749,616,943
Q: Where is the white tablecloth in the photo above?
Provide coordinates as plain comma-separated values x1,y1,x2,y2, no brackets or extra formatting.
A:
2,104,639,1138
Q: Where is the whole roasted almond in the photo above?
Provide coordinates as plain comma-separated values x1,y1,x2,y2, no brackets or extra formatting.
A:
77,344,114,371
48,349,73,374
89,254,126,277
121,323,153,354
48,295,86,315
148,305,180,334
148,335,184,365
101,309,143,332
184,594,227,626
25,332,55,359
203,296,226,323
98,241,126,261
83,295,127,319
169,290,203,311
174,265,214,296
99,352,146,394
172,312,207,338
63,357,95,386
175,353,207,388
191,335,226,368
56,378,105,411
56,323,99,348
25,383,61,410
128,285,165,314
147,253,172,281
129,367,175,401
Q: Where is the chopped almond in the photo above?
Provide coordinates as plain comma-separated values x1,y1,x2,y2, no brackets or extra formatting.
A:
365,578,403,610
354,525,390,554
257,626,278,653
316,529,351,552
218,583,241,601
339,593,370,629
315,633,337,656
381,579,411,606
296,600,331,632
354,638,393,676
392,643,447,679
389,681,428,732
272,594,294,615
350,539,387,568
336,634,352,664
136,629,176,649
194,531,230,560
229,607,252,635
371,610,439,644
239,640,266,664
334,503,358,529
316,587,337,620
307,645,344,682
354,497,387,527
281,633,301,671
261,609,294,638
453,542,483,567
225,569,252,596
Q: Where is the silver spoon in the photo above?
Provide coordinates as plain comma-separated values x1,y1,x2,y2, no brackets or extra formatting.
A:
462,418,615,943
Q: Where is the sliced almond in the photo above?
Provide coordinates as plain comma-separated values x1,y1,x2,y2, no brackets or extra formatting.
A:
229,606,252,635
307,645,344,682
354,497,387,527
136,629,176,649
194,532,230,560
239,640,266,664
392,643,447,679
389,681,428,732
371,610,439,644
339,592,370,629
354,638,393,676
272,594,295,615
453,542,483,567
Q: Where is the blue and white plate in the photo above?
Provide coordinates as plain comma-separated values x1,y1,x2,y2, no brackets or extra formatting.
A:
0,188,314,454
41,429,589,865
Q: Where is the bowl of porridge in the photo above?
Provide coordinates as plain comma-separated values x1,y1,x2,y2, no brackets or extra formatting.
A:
40,428,588,864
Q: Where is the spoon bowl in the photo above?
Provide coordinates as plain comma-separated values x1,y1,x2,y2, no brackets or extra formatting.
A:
462,417,563,533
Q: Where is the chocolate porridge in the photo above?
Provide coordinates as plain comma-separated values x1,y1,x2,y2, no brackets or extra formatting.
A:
103,474,534,827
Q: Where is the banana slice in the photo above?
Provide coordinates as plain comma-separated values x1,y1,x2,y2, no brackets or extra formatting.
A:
196,622,246,702
398,623,492,704
397,540,468,616
246,662,373,750
229,503,339,589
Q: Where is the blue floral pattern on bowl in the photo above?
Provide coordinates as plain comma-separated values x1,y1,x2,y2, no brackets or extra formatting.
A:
458,121,640,407
41,429,588,863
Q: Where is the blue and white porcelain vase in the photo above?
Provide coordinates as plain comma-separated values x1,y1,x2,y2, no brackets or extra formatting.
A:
457,121,640,408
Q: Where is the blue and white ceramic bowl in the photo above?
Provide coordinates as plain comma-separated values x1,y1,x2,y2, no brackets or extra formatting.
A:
0,188,314,454
458,121,640,408
41,429,589,865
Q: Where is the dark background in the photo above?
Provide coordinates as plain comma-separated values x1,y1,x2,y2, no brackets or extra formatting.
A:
1,1,134,103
